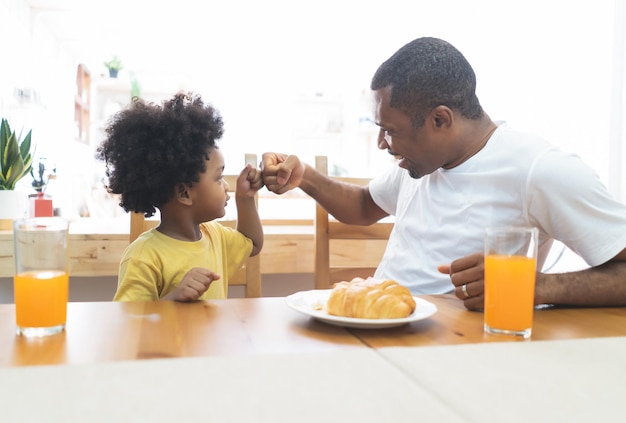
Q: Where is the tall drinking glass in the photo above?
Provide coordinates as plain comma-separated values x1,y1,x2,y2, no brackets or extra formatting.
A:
484,226,538,338
13,217,69,337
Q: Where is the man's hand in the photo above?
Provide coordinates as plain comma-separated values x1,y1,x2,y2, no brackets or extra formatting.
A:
438,252,485,311
261,152,304,194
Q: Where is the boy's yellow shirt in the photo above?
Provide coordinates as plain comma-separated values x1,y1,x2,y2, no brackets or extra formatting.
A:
114,221,252,301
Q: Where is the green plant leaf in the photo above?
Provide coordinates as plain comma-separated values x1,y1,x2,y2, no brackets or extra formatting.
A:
0,119,9,162
4,132,19,171
6,153,26,189
19,130,32,158
0,118,34,190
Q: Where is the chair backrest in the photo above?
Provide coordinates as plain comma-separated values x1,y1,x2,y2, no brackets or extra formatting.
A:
129,153,261,298
314,156,393,290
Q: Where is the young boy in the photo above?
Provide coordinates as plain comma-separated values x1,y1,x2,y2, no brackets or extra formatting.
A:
96,92,263,301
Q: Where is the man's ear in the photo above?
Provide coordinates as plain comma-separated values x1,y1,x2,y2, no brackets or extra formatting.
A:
429,105,453,129
175,183,193,206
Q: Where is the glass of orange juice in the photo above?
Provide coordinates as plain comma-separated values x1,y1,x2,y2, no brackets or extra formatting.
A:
484,226,538,338
13,217,69,337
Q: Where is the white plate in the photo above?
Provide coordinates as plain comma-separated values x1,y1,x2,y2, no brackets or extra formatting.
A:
285,289,438,329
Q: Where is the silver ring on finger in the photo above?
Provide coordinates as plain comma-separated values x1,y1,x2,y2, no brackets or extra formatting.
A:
461,283,470,299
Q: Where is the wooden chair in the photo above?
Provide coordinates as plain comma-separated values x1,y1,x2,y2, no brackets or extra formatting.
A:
129,153,261,297
314,156,393,290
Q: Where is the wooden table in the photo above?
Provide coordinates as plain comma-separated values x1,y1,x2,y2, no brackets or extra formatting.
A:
3,294,626,367
0,297,363,367
1,295,626,422
350,294,626,347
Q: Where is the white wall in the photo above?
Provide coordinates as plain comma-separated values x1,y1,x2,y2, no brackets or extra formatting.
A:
1,0,624,214
1,0,92,217
1,0,623,303
183,1,624,194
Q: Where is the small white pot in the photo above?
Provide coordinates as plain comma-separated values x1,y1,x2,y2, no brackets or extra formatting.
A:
0,190,28,220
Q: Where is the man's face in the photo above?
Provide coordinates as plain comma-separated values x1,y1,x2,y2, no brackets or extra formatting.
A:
373,86,449,179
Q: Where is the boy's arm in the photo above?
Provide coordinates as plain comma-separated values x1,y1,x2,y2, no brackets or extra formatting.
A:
235,164,264,256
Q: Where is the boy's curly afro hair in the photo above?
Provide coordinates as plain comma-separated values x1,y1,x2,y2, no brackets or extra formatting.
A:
96,91,224,217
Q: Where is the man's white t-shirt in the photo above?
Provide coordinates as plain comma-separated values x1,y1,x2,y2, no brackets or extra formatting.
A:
369,124,626,294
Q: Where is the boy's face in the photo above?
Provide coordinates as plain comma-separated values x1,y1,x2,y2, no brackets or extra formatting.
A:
189,147,230,221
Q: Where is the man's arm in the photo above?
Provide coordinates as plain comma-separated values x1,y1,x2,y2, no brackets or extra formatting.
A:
535,248,626,306
298,163,388,225
261,152,388,225
441,248,626,310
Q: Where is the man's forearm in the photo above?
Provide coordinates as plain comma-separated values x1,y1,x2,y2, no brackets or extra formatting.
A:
536,261,626,306
298,164,382,225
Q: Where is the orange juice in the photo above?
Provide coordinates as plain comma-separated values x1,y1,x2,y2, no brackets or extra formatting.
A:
14,270,69,328
484,254,536,334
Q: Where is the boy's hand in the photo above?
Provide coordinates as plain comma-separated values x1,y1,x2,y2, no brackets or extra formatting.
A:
237,163,264,198
167,268,220,302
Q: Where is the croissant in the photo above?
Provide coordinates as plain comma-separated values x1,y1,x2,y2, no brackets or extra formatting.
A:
326,278,416,319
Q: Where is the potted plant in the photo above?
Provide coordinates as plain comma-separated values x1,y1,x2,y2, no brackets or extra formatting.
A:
31,159,55,193
104,55,123,78
29,159,55,217
0,118,34,227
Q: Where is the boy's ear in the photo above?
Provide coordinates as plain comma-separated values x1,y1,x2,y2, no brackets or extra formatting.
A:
175,183,193,206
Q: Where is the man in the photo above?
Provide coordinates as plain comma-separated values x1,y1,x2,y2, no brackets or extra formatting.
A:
261,37,626,310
